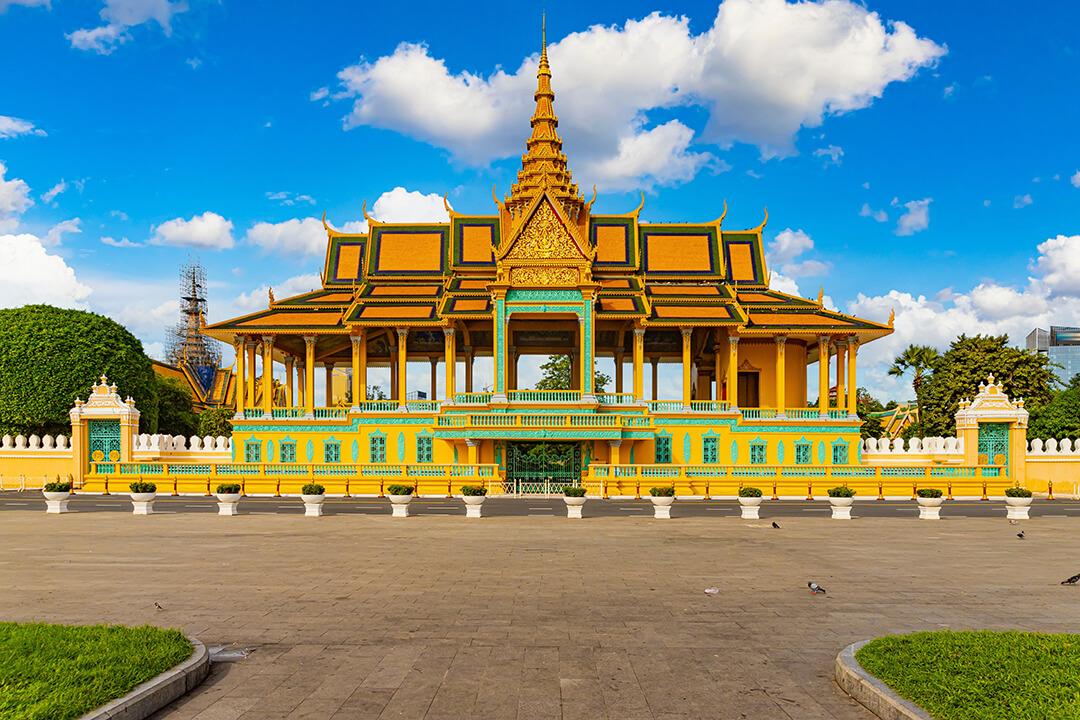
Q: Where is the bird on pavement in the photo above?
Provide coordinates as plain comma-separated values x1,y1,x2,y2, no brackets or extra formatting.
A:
1061,573,1080,585
772,521,781,529
808,582,826,595
1010,519,1019,525
1017,531,1026,539
154,602,164,611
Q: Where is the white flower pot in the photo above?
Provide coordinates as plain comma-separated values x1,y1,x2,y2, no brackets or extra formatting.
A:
215,492,241,516
828,496,853,520
564,495,586,519
389,493,412,518
130,492,156,515
462,494,486,518
916,496,943,520
301,493,325,517
738,496,763,519
650,495,674,519
1005,495,1032,520
43,491,71,514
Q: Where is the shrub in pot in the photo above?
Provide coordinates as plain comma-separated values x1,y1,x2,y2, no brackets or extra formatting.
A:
738,486,764,519
826,486,855,520
1005,486,1033,520
563,484,587,518
43,481,72,514
301,483,326,517
460,485,487,518
649,486,675,518
916,487,944,520
129,481,157,515
387,484,415,517
215,483,242,516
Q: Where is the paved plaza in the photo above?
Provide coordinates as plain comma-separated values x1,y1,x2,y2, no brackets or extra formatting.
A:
2,511,1079,719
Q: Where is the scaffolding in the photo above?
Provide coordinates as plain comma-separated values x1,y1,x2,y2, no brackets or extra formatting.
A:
166,257,220,387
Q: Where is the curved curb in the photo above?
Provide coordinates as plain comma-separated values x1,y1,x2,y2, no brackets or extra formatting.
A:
835,640,933,720
81,636,209,720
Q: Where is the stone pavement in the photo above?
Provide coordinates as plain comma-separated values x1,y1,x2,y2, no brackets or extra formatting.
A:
2,511,1078,719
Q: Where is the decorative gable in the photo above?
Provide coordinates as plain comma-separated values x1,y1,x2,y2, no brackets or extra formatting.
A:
497,193,594,287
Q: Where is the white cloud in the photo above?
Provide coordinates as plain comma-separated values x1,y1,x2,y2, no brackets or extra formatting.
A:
341,221,368,234
143,341,165,360
983,199,991,207
0,232,92,309
185,57,201,69
310,87,329,101
266,191,317,206
67,0,187,54
894,197,931,235
101,236,142,248
0,115,47,138
41,179,66,203
330,2,943,190
1071,171,1080,188
813,145,844,166
783,259,831,277
109,209,129,221
150,211,234,250
585,120,716,192
746,169,762,179
0,0,51,11
370,187,450,223
767,228,813,265
1032,235,1080,296
766,228,831,280
943,83,956,98
246,217,326,257
1013,193,1033,209
0,161,32,220
859,202,887,222
43,217,81,246
234,273,321,312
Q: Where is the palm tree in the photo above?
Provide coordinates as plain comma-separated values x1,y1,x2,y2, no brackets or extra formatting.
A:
888,345,939,432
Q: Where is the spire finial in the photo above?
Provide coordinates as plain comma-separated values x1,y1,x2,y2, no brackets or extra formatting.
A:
542,13,547,55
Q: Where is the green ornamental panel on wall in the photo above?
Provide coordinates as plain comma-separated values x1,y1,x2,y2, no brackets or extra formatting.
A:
777,441,785,464
817,441,827,465
397,432,405,462
306,439,314,463
351,439,359,462
683,433,691,463
730,440,738,464
267,439,274,462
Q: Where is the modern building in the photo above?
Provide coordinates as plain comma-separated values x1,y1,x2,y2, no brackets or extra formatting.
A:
197,36,894,488
1028,326,1080,386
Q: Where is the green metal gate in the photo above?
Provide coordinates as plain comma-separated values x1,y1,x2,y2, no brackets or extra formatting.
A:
506,442,582,495
978,422,1010,477
89,419,121,468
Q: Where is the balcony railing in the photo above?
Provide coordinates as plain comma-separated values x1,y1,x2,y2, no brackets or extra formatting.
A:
596,393,636,405
406,401,440,413
358,401,399,412
690,401,732,413
647,401,684,412
454,393,493,404
507,390,582,403
436,414,651,429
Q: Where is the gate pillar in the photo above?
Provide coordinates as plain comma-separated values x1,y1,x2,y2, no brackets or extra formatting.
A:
954,374,1028,484
69,375,141,487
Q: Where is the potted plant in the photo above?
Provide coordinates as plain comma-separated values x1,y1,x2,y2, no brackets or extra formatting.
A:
563,485,587,518
460,485,487,518
387,484,414,517
916,488,944,520
129,481,157,515
215,483,242,516
301,483,326,517
826,486,855,520
738,486,764,519
649,486,675,519
43,481,71,514
1005,486,1033,520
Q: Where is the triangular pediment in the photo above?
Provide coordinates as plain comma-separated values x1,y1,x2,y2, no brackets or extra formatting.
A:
499,193,592,263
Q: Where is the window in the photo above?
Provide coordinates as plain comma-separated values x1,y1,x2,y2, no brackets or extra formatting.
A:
417,436,433,463
325,441,341,463
832,443,848,464
244,442,261,463
750,443,766,464
370,435,386,463
703,437,718,464
795,444,811,465
655,436,671,464
280,442,296,463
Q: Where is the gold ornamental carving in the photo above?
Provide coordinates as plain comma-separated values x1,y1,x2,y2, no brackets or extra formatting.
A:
506,201,582,260
510,267,579,286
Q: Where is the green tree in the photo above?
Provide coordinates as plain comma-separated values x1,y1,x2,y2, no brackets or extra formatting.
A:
0,305,159,436
197,407,234,438
344,384,388,403
1028,374,1080,440
920,334,1058,436
855,387,886,439
887,344,940,435
534,354,610,393
155,375,198,438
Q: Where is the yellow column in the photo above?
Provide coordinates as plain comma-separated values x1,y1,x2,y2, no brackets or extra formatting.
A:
614,351,624,394
464,346,473,393
246,342,257,409
609,439,622,465
651,358,659,401
727,336,739,408
579,315,589,394
835,340,847,411
714,343,722,401
303,336,315,418
390,348,398,400
296,361,305,407
775,336,786,416
397,327,409,409
633,329,644,401
285,358,294,408
234,339,246,418
444,328,456,401
429,358,438,400
508,345,516,391
466,439,479,465
358,329,367,402
350,334,362,411
325,364,334,406
681,328,693,409
261,335,274,418
847,338,859,417
818,336,830,417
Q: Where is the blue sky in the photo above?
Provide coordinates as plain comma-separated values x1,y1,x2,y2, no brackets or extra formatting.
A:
1,0,1079,402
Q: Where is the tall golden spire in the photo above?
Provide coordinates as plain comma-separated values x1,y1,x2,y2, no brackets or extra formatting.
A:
504,17,585,223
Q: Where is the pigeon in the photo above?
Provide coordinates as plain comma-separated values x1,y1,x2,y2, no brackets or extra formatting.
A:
772,521,781,529
1017,531,1026,539
154,602,164,611
704,587,719,595
1061,573,1080,585
1010,519,1019,525
808,582,826,595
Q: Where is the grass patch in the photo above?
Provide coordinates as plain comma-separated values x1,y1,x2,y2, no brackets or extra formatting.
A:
0,622,192,720
856,630,1080,720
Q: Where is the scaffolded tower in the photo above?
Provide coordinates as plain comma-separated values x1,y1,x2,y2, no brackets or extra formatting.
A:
166,257,220,389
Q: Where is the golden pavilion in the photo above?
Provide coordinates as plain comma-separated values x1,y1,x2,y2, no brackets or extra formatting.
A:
198,36,892,491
